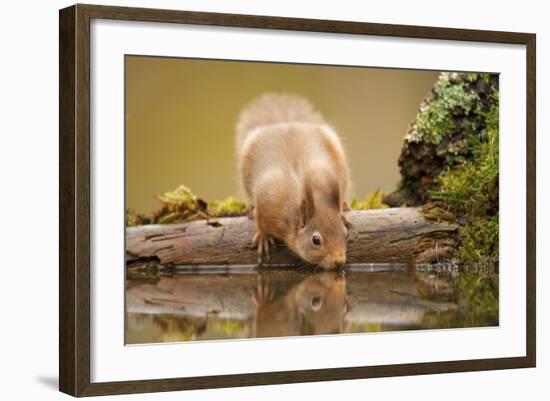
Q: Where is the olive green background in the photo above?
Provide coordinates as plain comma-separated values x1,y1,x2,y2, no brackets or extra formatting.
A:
126,56,439,214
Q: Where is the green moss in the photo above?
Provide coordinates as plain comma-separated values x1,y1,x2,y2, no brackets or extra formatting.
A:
126,185,248,226
408,72,480,146
420,201,457,224
388,72,499,272
457,216,499,268
431,124,499,269
150,185,205,224
392,72,499,206
208,196,247,216
350,190,389,210
157,185,197,209
125,208,149,227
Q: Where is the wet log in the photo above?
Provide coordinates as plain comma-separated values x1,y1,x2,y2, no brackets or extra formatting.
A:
126,207,458,267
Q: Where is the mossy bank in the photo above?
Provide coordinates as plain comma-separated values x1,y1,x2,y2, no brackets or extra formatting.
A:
387,72,499,272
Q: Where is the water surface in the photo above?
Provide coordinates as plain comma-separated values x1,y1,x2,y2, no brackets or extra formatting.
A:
126,265,498,344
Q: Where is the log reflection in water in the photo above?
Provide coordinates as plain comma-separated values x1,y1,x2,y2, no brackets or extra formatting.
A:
126,267,479,344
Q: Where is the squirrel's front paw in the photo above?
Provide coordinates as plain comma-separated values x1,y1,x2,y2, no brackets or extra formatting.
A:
252,231,276,265
252,275,275,305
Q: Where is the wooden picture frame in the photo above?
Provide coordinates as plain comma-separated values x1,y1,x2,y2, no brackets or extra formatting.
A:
59,3,536,397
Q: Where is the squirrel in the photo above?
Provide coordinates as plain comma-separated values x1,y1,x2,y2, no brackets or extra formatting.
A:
252,273,349,337
236,93,351,269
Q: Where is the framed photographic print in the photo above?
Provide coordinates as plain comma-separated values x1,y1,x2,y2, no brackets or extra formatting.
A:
59,4,536,397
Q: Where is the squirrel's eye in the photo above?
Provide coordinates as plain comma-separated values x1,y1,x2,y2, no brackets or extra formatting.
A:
311,295,322,310
312,233,322,246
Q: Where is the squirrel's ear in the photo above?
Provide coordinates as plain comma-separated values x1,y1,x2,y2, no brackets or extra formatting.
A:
305,183,316,218
341,212,352,229
299,199,307,228
328,184,341,210
300,183,315,227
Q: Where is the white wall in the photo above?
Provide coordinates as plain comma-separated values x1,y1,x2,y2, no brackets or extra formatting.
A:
0,0,546,400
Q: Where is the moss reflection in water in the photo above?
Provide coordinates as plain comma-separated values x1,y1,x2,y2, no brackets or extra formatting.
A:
417,263,499,328
126,313,248,343
456,270,499,327
347,323,382,333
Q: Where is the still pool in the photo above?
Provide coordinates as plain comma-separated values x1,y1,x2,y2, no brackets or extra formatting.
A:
126,265,498,344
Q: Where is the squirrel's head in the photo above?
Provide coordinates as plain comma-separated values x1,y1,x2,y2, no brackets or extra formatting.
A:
293,183,351,270
252,273,349,337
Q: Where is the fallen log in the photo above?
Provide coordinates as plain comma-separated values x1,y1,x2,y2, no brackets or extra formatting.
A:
126,207,458,267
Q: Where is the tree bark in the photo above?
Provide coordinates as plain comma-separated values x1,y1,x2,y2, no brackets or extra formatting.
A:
126,207,458,267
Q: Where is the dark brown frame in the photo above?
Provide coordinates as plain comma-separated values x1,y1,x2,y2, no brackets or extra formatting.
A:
59,3,536,397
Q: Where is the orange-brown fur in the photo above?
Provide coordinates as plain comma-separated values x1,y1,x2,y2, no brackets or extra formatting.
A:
236,93,351,269
252,273,349,337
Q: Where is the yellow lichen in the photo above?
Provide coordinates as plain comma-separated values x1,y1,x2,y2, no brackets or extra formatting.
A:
208,196,248,217
157,185,198,210
350,190,389,210
126,185,248,226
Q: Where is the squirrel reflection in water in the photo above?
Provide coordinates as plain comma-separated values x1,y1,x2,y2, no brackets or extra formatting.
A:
251,273,349,338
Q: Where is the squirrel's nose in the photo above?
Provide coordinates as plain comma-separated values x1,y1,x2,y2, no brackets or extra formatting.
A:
334,258,346,269
329,253,346,269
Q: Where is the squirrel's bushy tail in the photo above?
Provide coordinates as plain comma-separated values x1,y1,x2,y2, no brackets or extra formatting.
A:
236,93,325,152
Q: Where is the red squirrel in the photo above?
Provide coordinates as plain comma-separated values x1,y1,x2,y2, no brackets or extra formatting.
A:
252,273,349,337
236,94,351,269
